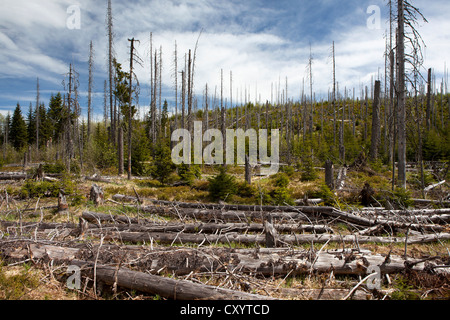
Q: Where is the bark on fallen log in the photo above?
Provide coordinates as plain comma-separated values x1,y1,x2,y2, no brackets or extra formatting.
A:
112,194,336,215
79,214,332,234
0,173,29,180
70,260,276,300
0,240,273,300
92,229,450,246
2,241,443,278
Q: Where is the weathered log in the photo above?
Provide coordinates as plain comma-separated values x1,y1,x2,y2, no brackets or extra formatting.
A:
2,242,442,278
112,194,336,214
85,174,112,184
80,213,332,234
0,173,29,180
92,229,450,246
70,260,275,300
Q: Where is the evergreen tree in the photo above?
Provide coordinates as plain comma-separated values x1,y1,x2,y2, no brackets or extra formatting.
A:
151,141,175,184
27,103,36,146
9,103,28,150
38,103,51,146
47,93,64,141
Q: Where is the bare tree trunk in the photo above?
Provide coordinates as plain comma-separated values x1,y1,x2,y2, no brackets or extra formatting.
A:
36,77,40,150
173,40,178,129
118,126,124,175
397,0,407,189
127,38,135,180
187,50,192,134
332,41,337,145
325,160,334,190
245,154,251,185
426,68,432,131
107,0,115,144
103,80,108,129
370,80,381,161
87,41,93,140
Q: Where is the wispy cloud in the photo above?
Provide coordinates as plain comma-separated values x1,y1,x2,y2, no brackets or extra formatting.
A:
0,0,449,116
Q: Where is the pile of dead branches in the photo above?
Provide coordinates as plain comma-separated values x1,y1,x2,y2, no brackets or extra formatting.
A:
0,192,449,300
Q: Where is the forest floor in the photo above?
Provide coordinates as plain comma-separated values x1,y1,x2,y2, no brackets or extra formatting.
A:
0,162,449,301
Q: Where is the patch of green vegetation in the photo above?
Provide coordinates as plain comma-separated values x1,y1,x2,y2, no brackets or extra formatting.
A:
20,175,80,199
391,275,421,300
0,261,40,300
208,166,238,202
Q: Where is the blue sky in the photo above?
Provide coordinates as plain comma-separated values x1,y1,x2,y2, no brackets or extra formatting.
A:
0,0,449,121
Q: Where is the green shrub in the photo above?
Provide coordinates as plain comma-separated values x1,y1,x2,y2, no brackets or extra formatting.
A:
272,172,290,188
309,184,335,206
178,164,201,186
299,158,318,182
43,161,66,174
236,181,257,198
390,188,413,209
208,167,237,201
150,143,176,185
271,186,294,206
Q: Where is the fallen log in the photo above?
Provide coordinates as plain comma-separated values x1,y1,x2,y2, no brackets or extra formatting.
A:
112,194,336,215
80,214,332,234
85,174,113,184
0,173,29,180
93,229,450,246
70,260,275,300
2,241,443,278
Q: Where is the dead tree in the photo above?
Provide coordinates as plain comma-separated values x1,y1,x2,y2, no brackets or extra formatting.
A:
426,68,432,130
35,77,40,150
127,38,142,180
87,40,94,140
370,80,382,161
107,0,115,143
396,0,427,188
245,154,251,185
57,192,69,213
325,160,334,190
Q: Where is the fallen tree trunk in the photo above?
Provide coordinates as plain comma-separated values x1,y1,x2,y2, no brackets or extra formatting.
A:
2,241,442,278
70,260,276,300
85,175,113,184
0,240,273,300
91,229,450,246
112,194,336,215
80,215,332,234
0,173,29,180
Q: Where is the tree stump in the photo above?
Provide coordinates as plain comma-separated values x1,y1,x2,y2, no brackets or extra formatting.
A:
360,183,375,206
325,160,334,190
245,155,252,185
90,184,104,206
77,217,89,239
264,215,278,248
34,164,44,181
58,192,69,213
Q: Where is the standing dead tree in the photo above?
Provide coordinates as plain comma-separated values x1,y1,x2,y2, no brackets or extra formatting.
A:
107,0,116,144
126,38,141,180
396,0,428,189
369,80,382,161
87,40,94,140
